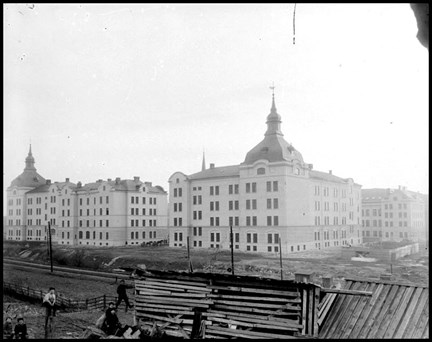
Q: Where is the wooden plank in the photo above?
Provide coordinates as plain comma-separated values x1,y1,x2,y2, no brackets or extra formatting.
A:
365,285,404,339
339,282,378,339
348,283,387,339
393,286,424,338
420,318,429,339
411,298,429,339
206,325,296,339
318,294,337,325
213,299,291,309
330,281,371,339
208,317,300,332
213,304,301,315
402,289,429,338
140,280,212,292
301,288,307,335
206,312,302,329
136,307,193,316
313,287,320,337
207,309,300,323
136,296,213,305
329,282,368,339
318,280,354,338
307,286,314,336
138,290,208,298
137,302,194,311
208,293,299,303
208,285,300,297
136,312,193,325
321,288,373,296
141,277,209,287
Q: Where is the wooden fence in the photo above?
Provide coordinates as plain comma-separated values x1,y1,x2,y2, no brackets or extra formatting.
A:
3,281,128,312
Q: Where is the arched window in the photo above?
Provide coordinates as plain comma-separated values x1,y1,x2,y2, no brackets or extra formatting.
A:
79,231,83,239
99,232,102,240
93,231,96,239
85,231,90,239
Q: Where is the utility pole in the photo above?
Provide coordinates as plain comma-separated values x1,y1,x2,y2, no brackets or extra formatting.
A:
187,236,193,273
48,221,53,273
230,226,234,276
279,236,283,280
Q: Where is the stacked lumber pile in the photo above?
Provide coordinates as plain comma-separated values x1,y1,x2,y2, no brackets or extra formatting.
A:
135,277,211,338
135,272,304,339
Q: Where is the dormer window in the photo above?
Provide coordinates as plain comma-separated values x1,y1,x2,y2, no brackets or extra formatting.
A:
257,168,266,175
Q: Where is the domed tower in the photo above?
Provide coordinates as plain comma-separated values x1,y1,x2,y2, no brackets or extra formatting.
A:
8,145,46,189
243,91,305,167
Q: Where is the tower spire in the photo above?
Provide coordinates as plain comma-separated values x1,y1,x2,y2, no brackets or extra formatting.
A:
201,149,206,171
270,82,277,113
25,144,36,171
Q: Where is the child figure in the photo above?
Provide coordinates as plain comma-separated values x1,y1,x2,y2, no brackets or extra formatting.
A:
43,287,57,328
14,317,28,339
3,316,14,339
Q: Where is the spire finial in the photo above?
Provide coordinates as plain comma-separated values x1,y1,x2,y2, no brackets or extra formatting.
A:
269,82,276,112
29,141,32,155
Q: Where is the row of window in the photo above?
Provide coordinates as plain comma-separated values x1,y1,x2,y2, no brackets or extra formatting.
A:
131,219,157,227
314,186,350,198
130,208,157,216
363,220,410,227
80,208,110,216
79,196,109,206
362,231,410,239
131,196,157,205
130,231,157,239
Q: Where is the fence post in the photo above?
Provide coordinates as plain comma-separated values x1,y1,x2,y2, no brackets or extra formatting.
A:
28,286,30,296
86,299,88,309
103,295,106,309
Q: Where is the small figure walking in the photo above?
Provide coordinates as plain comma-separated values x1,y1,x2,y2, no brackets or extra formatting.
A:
14,317,28,339
3,316,14,339
43,287,57,329
115,280,134,312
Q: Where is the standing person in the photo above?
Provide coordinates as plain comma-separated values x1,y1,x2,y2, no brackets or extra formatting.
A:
101,307,121,336
14,317,28,339
43,287,57,328
3,317,14,339
115,280,134,312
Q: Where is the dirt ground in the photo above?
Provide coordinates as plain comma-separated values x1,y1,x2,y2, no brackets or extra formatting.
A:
3,242,428,339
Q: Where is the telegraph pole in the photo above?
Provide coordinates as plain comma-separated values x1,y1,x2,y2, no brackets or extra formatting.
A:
279,236,283,280
187,236,193,273
230,226,234,276
48,221,53,273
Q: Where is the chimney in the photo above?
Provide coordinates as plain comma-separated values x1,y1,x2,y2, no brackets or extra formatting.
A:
210,163,215,169
322,276,333,288
65,178,70,182
134,176,140,182
46,179,51,185
115,177,120,184
144,182,152,187
107,178,112,182
77,181,82,188
97,179,103,182
295,272,313,284
329,170,332,175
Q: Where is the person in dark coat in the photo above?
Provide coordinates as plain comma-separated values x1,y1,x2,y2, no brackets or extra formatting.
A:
105,302,116,317
3,317,14,339
101,308,121,336
14,317,28,339
115,280,134,312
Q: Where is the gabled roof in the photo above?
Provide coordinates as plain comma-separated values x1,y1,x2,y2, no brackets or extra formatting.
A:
319,278,429,339
189,165,240,180
26,184,50,194
362,188,426,201
74,179,166,194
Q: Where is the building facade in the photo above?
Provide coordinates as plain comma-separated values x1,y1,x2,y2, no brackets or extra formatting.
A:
5,147,169,246
168,94,363,254
361,187,427,242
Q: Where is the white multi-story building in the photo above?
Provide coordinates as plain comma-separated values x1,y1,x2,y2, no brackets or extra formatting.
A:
168,94,362,254
361,187,427,242
5,147,169,246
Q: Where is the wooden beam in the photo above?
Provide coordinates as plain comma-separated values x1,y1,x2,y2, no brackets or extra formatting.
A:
321,289,373,296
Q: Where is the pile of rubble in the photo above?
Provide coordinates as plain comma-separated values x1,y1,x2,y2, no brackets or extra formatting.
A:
3,302,45,318
82,322,166,339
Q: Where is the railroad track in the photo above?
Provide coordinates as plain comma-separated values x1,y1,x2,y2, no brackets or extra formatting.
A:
3,258,132,283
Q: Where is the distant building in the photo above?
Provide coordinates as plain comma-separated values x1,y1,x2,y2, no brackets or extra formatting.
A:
361,187,427,242
168,93,362,254
5,147,169,246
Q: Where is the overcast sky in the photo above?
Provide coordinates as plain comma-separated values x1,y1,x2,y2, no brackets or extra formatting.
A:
3,3,428,214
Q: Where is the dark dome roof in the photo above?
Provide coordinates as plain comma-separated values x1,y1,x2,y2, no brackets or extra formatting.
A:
9,170,46,189
243,95,304,165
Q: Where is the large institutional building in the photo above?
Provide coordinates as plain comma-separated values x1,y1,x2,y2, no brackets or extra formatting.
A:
5,147,169,246
361,187,427,242
168,94,363,254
